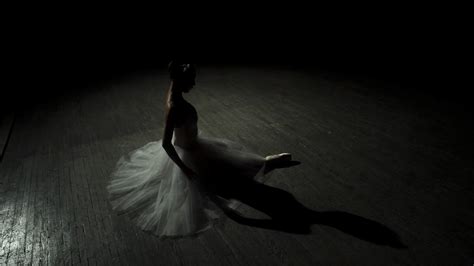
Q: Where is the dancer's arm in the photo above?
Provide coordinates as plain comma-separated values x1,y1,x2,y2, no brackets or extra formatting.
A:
162,105,197,179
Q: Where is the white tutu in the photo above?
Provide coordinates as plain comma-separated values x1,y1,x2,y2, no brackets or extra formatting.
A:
107,133,269,239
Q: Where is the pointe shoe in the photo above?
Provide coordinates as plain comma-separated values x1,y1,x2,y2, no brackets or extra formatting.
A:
263,153,292,175
265,153,292,162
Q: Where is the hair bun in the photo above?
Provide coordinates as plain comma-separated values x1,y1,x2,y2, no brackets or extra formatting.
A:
168,61,196,80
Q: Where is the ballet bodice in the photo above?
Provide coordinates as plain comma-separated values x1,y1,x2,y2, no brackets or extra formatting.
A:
172,101,198,149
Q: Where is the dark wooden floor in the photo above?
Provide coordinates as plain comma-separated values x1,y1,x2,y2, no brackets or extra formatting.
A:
1,66,473,265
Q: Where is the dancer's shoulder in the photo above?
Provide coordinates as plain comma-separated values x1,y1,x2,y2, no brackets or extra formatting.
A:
165,100,186,117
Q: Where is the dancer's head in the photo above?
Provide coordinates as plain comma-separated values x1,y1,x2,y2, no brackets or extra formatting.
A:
168,61,196,93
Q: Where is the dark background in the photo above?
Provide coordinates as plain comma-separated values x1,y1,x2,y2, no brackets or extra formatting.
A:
4,5,470,114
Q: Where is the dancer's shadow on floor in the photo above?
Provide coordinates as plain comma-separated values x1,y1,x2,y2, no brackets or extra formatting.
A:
206,161,407,249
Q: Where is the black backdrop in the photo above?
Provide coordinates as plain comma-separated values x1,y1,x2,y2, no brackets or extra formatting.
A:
3,5,469,113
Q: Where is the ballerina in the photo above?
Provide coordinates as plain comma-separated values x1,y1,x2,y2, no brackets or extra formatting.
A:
107,62,293,238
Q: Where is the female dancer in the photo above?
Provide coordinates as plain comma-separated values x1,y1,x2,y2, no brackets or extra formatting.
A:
107,62,292,238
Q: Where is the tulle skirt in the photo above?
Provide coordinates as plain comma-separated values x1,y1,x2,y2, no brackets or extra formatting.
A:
106,134,269,239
